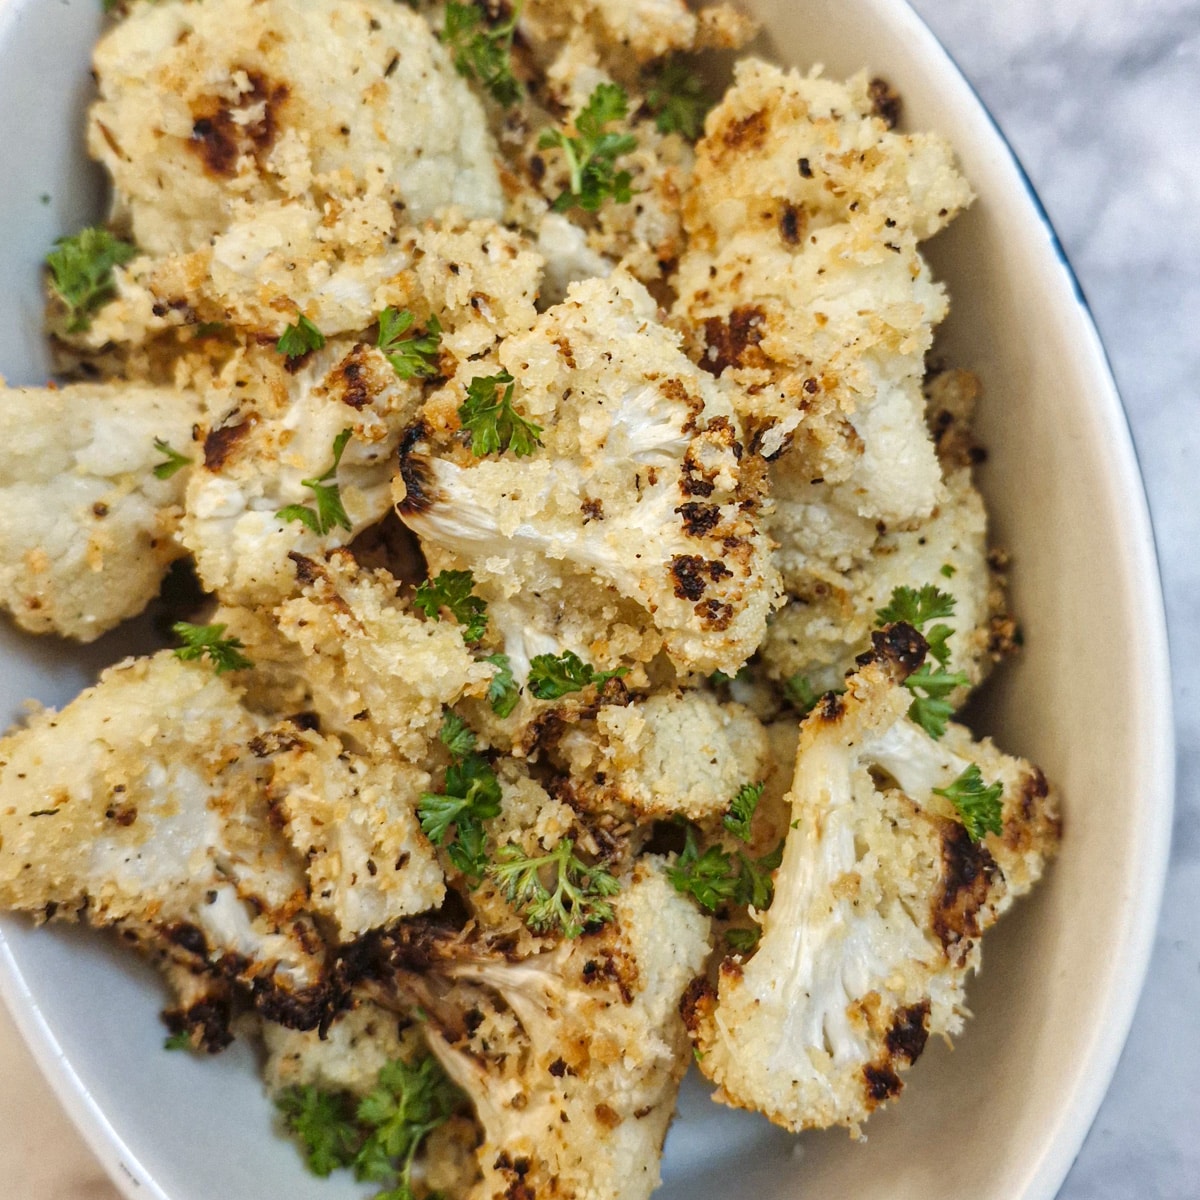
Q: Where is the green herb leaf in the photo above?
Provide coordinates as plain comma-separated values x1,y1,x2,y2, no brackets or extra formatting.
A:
667,825,740,913
933,763,1004,843
643,58,712,139
418,752,502,881
276,1085,362,1177
940,562,957,578
734,840,782,910
722,781,764,842
163,1029,193,1051
276,313,326,360
275,428,353,536
413,569,488,643
485,653,520,717
441,1,524,106
724,926,761,953
172,621,253,674
783,674,844,716
153,438,193,480
377,307,442,380
45,226,137,333
439,709,477,759
904,664,969,740
457,370,543,457
875,583,956,631
526,650,627,700
490,837,620,938
537,82,637,213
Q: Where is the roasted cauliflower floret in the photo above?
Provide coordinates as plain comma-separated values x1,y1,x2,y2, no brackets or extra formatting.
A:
674,61,972,529
181,341,422,606
0,381,199,641
549,689,770,823
686,626,1059,1133
375,860,710,1200
0,653,335,1028
395,271,781,679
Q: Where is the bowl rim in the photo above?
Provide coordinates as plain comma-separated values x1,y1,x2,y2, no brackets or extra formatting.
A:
0,1,1175,1198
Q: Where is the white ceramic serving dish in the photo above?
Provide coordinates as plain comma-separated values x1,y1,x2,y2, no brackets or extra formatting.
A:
0,0,1174,1197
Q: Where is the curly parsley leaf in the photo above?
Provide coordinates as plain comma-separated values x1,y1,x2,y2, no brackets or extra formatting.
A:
875,583,956,630
45,226,137,333
457,370,543,457
643,58,712,139
172,621,253,674
933,763,1004,843
276,313,326,361
723,781,764,842
735,840,783,910
490,837,620,938
527,650,627,700
276,428,353,536
724,926,761,953
441,0,523,106
905,664,969,740
418,752,502,881
439,709,477,759
413,569,488,643
377,307,442,380
484,652,520,717
668,826,740,913
276,1085,362,1178
538,82,637,213
153,438,193,480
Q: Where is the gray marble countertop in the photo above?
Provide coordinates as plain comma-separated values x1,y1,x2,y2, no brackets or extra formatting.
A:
1,1,1196,1197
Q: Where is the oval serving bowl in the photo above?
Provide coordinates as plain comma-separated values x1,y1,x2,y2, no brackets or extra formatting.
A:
0,0,1173,1198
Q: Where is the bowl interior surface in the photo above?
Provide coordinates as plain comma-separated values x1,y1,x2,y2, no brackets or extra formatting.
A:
0,1,1173,1199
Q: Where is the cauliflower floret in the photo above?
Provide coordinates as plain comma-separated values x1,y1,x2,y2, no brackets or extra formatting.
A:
89,0,503,258
685,626,1060,1133
0,381,199,641
395,271,781,679
549,689,770,823
374,860,710,1200
673,61,972,528
256,722,445,939
180,341,422,606
762,466,997,696
0,653,334,1029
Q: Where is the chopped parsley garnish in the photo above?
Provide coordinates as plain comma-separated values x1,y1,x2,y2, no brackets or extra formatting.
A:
171,621,253,674
933,763,1004,843
538,82,637,213
376,307,442,380
418,750,502,881
724,926,761,953
441,0,524,107
438,709,477,759
526,650,627,700
413,569,488,643
152,438,192,480
722,781,764,842
940,562,957,579
668,825,782,914
490,837,620,938
783,674,845,717
643,58,712,140
163,1029,193,1052
484,652,520,717
904,664,969,740
276,313,326,360
276,428,353,536
45,226,137,333
457,370,543,457
277,1054,461,1193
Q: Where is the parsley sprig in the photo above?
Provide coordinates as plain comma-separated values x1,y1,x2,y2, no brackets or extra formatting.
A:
276,314,325,361
667,825,782,914
722,782,764,842
153,438,193,480
527,650,627,700
413,569,488,643
277,1054,461,1194
643,58,712,140
484,652,520,717
457,370,543,457
276,428,353,536
783,673,845,717
172,622,253,675
45,226,137,333
441,0,524,107
933,763,1004,843
875,584,967,738
376,307,442,380
538,82,637,213
490,837,620,938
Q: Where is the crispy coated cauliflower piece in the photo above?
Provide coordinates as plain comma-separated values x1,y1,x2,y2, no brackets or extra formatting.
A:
395,271,781,679
684,626,1060,1133
0,381,199,641
674,61,972,528
90,0,503,258
181,341,422,606
0,653,335,1030
373,860,710,1200
548,689,770,823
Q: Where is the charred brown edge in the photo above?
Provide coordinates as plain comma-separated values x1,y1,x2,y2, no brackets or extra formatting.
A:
679,976,716,1036
396,419,438,517
931,819,999,959
202,416,254,470
884,999,931,1065
855,622,928,680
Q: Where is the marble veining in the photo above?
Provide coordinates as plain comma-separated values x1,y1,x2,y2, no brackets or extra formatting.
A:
1,1,1197,1197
